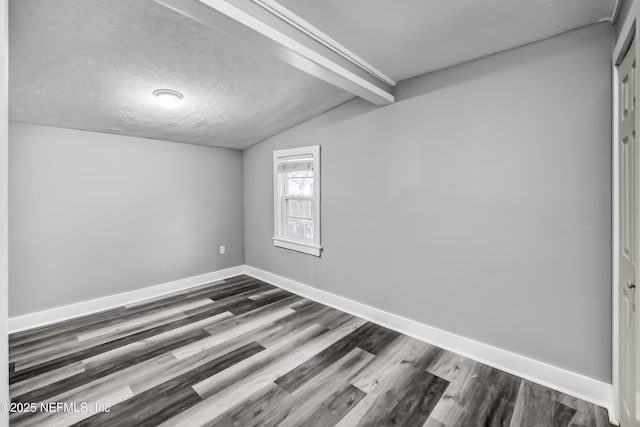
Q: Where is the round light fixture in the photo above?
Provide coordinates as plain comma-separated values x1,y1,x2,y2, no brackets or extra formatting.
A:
153,89,183,109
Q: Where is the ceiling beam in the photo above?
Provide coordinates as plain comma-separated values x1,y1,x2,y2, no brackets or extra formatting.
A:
251,0,395,87
154,0,395,105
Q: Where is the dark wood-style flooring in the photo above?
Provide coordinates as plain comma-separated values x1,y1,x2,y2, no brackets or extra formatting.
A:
8,275,613,426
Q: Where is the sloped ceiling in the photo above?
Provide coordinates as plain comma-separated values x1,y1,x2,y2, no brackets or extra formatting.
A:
9,0,616,148
276,0,616,81
9,0,353,149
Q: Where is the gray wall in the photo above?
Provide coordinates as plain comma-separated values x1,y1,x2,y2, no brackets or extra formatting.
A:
244,23,614,382
9,123,244,316
616,0,633,39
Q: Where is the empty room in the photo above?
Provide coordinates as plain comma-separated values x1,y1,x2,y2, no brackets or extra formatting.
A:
0,0,639,426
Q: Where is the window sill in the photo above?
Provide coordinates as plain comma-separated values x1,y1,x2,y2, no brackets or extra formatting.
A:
273,237,322,257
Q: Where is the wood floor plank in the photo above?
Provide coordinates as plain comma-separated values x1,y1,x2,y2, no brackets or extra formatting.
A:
80,311,233,369
74,342,265,426
79,386,202,427
192,316,367,399
554,400,578,427
49,329,268,422
9,306,128,345
125,305,327,399
358,370,448,427
122,279,227,308
204,346,372,427
77,298,215,342
10,336,80,364
291,383,366,426
11,385,135,427
188,324,329,400
14,309,189,370
254,305,343,348
286,297,316,309
127,333,257,395
172,308,292,360
163,318,367,426
12,328,211,404
9,286,273,384
426,352,480,425
174,297,300,360
275,321,400,393
351,334,434,393
350,351,447,427
336,343,442,427
8,277,243,346
203,292,301,334
9,351,178,426
8,275,613,427
509,380,557,427
9,276,263,353
423,418,447,427
9,361,85,398
202,382,291,427
455,364,521,427
275,348,374,427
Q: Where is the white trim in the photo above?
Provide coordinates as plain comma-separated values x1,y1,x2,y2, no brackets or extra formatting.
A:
242,265,615,419
8,265,245,333
250,0,396,87
611,59,622,427
612,46,623,427
8,263,616,421
612,49,620,427
272,237,321,256
273,145,321,256
611,9,638,425
197,0,395,104
156,0,393,105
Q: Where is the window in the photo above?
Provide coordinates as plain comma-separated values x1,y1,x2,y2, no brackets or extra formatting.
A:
273,145,321,256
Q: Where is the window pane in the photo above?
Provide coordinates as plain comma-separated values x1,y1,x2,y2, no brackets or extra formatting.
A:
286,217,314,240
286,176,314,196
278,157,313,174
286,199,313,219
288,170,313,178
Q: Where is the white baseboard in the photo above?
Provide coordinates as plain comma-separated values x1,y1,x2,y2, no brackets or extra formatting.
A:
242,265,615,418
7,263,614,421
8,265,245,333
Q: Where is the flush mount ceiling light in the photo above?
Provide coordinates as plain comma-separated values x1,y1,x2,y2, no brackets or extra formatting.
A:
153,89,183,109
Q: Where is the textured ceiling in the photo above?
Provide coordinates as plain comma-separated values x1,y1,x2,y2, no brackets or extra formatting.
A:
9,0,353,149
10,0,616,148
276,0,616,81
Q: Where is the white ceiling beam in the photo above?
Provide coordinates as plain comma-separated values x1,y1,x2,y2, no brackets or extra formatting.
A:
252,0,396,87
154,0,395,105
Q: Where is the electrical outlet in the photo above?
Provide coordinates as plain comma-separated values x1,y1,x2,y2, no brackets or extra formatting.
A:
219,245,226,255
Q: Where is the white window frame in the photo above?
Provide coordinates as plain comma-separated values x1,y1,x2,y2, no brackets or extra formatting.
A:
273,145,321,256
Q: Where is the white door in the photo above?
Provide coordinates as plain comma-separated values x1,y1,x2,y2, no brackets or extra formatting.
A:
618,38,639,427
